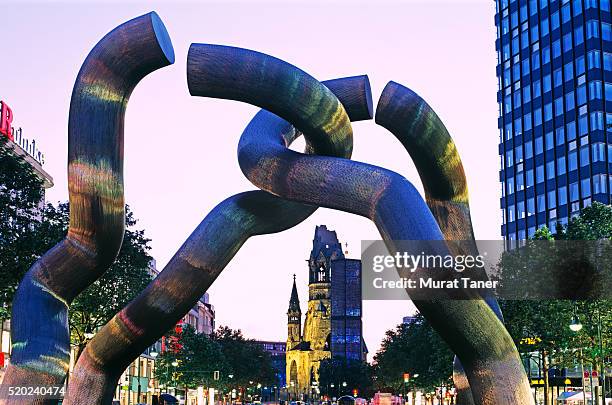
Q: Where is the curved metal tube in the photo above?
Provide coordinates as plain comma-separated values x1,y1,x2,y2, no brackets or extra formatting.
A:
1,12,174,403
187,44,353,159
65,73,371,403
188,48,532,404
376,81,507,404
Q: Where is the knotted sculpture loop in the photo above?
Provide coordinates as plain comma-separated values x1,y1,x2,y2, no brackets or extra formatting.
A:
4,13,535,405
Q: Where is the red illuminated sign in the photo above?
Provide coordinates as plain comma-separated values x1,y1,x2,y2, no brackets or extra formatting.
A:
0,101,14,141
0,99,45,165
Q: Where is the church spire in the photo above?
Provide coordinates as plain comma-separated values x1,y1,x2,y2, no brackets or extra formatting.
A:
288,274,301,314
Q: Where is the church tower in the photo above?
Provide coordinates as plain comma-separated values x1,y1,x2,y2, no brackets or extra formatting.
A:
287,274,301,350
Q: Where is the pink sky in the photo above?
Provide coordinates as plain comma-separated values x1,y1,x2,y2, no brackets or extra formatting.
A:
2,0,501,358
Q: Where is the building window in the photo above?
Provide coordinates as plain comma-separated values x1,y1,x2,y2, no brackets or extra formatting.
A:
554,68,563,87
564,92,575,112
567,121,576,140
589,81,602,100
524,113,532,131
573,0,583,15
603,23,611,42
522,31,530,49
594,174,607,194
537,194,546,212
575,25,585,45
534,108,543,125
515,146,523,163
543,46,551,64
586,20,600,39
561,4,571,23
514,118,522,135
558,185,568,205
536,165,545,183
576,55,585,75
523,85,531,103
581,178,591,198
525,140,533,159
552,40,561,59
556,127,565,145
591,112,604,131
564,63,574,82
514,91,522,108
533,79,542,98
605,52,612,71
508,205,515,222
551,11,560,31
570,182,579,201
577,84,587,105
527,169,534,187
557,156,566,176
555,97,564,116
518,201,526,218
588,50,601,69
543,74,552,92
592,142,606,162
546,161,555,179
563,33,572,52
545,131,554,150
580,145,590,166
579,114,589,136
527,197,535,215
544,103,553,121
535,136,544,154
569,149,578,171
548,190,557,207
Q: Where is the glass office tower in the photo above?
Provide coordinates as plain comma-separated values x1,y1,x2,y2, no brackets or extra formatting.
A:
495,0,612,241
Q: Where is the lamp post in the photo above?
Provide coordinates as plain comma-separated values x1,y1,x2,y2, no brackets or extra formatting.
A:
150,350,159,400
570,314,589,404
596,307,605,405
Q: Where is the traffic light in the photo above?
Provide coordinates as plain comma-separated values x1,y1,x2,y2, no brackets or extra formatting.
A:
352,389,358,397
403,373,410,383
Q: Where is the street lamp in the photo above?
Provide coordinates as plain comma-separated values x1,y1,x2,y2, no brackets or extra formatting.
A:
569,315,583,332
569,313,588,405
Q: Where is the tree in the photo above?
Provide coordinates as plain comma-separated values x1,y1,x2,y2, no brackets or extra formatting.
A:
0,137,45,320
498,203,612,404
155,324,227,389
156,325,276,400
373,313,454,394
318,357,373,399
212,326,276,389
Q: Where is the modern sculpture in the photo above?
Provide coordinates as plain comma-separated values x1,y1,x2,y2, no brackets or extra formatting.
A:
3,13,535,405
1,12,175,404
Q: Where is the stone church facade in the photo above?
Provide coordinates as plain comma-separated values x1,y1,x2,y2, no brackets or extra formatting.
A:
285,225,345,401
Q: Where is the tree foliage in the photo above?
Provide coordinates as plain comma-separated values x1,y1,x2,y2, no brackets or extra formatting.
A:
499,203,611,377
0,137,44,319
156,325,276,392
318,357,374,399
373,313,454,393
